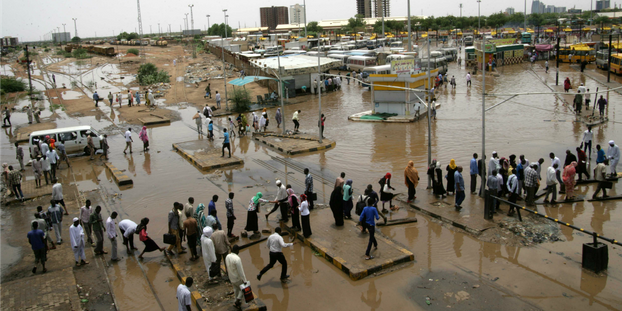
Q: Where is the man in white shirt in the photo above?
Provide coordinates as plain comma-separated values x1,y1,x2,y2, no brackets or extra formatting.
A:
466,72,471,87
106,212,120,261
257,227,295,282
506,169,519,216
549,152,563,193
46,149,59,181
215,91,221,109
79,200,94,245
69,217,89,266
265,180,288,222
582,126,593,158
578,83,587,94
52,179,69,215
41,155,51,185
123,128,133,154
176,277,193,311
544,164,558,204
292,110,300,132
225,245,248,309
118,219,138,253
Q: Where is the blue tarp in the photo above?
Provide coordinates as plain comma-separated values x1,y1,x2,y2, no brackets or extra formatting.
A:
228,76,278,86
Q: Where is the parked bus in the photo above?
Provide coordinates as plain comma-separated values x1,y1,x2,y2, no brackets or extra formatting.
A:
440,48,458,61
596,50,609,70
609,53,622,74
558,44,596,63
327,54,350,70
463,36,474,46
521,32,532,44
347,56,377,71
419,58,448,75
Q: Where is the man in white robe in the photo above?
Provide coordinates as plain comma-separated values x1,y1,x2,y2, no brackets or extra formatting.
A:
201,227,217,283
225,245,248,309
69,217,89,266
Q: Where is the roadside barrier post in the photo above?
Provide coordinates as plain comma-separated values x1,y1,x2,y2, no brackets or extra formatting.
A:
483,190,493,220
582,232,608,273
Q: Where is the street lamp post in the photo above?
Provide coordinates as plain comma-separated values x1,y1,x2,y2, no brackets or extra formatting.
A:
158,23,161,36
407,0,412,52
189,4,195,30
317,46,322,143
206,15,210,33
72,18,78,39
185,13,189,31
477,0,481,37
223,9,229,110
303,0,307,38
62,24,66,44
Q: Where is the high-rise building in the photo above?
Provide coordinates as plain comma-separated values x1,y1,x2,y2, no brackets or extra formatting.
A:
531,0,546,14
260,6,289,30
546,5,555,13
290,4,305,24
375,0,390,17
506,7,515,15
596,0,611,10
357,0,372,18
554,7,566,13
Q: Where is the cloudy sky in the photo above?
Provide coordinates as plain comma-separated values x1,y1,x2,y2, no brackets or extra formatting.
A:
2,0,592,42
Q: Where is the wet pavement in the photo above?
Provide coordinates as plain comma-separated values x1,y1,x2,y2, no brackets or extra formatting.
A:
1,47,622,310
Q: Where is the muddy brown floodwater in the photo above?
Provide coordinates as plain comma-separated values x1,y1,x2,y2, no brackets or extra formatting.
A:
1,47,621,310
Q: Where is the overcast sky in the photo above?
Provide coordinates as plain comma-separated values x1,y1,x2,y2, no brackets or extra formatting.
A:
2,0,592,42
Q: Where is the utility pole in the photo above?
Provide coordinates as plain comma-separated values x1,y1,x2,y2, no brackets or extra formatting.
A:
72,18,78,38
185,13,189,31
277,53,286,134
189,4,195,30
24,45,33,98
608,34,613,82
426,38,432,188
555,22,561,85
524,0,527,31
207,15,210,33
480,36,487,197
477,0,481,37
407,0,412,52
158,23,161,36
223,9,229,110
304,0,307,38
62,24,66,44
136,0,145,62
150,25,152,34
460,3,462,18
317,45,322,143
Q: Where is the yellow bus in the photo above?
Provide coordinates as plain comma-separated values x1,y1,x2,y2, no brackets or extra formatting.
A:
609,53,622,75
557,44,596,63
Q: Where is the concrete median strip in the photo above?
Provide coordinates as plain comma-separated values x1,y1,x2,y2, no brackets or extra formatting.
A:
280,208,414,281
252,132,336,155
172,141,244,171
103,162,133,186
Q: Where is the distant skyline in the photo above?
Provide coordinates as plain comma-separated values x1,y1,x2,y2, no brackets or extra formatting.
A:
1,0,592,42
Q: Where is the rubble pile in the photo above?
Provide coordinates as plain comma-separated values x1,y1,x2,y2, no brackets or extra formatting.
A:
499,217,563,245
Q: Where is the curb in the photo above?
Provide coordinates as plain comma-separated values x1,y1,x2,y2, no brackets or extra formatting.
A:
252,132,320,142
407,201,483,235
165,255,211,311
103,162,133,186
252,137,336,155
281,222,414,280
172,143,244,171
166,253,267,311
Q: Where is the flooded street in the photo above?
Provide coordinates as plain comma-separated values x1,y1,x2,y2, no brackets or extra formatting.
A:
2,46,621,310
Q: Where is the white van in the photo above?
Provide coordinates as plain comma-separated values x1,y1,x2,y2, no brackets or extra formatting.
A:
29,126,102,158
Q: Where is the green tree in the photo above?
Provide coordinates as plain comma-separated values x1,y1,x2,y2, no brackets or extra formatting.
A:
487,12,508,33
0,77,26,95
71,36,81,43
231,88,251,113
507,13,525,27
529,13,544,34
347,14,366,33
307,21,323,33
137,63,170,85
208,23,233,38
117,32,139,41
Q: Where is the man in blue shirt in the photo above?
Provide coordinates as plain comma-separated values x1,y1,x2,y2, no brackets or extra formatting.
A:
470,153,479,194
208,120,214,141
454,166,465,210
359,205,380,260
208,195,222,230
93,91,100,107
222,128,231,158
28,222,47,273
